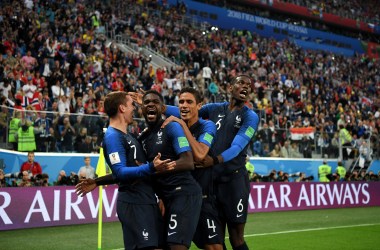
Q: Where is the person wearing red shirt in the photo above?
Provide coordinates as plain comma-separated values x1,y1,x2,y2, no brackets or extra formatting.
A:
20,152,42,176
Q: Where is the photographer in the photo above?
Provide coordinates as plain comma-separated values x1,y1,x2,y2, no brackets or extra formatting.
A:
15,171,32,187
55,170,79,186
0,169,11,187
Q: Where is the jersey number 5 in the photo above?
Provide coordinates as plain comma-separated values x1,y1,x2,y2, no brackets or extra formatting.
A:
216,118,222,130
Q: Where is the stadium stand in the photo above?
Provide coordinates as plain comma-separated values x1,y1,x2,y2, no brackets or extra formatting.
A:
0,0,379,181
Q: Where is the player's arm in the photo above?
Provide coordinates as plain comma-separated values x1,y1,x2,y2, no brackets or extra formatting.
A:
214,110,259,165
76,174,117,197
105,135,174,182
162,118,216,162
166,122,194,170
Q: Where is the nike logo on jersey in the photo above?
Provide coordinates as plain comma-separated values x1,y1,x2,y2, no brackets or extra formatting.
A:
127,141,132,144
236,214,243,218
208,234,218,239
218,114,225,117
168,231,177,236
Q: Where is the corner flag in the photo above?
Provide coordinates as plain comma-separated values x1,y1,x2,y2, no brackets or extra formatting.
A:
96,147,106,250
96,147,106,177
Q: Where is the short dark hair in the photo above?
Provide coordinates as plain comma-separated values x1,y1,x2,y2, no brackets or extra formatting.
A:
142,90,164,103
104,91,128,118
180,87,202,104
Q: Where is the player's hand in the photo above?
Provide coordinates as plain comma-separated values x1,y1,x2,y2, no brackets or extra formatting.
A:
128,90,144,106
161,115,182,128
153,152,176,172
75,179,97,197
199,155,214,168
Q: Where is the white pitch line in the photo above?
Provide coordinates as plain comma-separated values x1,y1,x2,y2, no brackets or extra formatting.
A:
242,223,380,238
112,223,380,250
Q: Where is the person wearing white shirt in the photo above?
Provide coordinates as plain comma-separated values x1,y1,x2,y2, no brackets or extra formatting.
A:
22,77,37,99
202,64,212,87
284,77,294,89
0,80,12,98
58,95,71,116
51,80,64,100
77,156,95,179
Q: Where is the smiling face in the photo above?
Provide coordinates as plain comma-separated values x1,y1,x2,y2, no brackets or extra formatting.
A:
142,92,164,126
179,92,201,124
230,75,252,102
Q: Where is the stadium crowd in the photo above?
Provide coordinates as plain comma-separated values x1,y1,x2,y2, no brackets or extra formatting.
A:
198,0,380,26
281,0,380,26
0,0,379,162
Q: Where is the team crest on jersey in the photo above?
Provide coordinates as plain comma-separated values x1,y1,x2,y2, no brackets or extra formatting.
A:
156,130,163,144
142,229,149,241
234,115,242,128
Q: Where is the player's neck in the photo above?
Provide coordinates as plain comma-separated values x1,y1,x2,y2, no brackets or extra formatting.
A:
109,117,128,134
229,98,245,110
184,117,198,128
147,118,164,130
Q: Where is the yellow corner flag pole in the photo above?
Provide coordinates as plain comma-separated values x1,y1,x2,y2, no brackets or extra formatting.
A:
96,147,106,250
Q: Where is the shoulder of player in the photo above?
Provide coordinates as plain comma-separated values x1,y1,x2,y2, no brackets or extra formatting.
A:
201,102,227,110
104,128,127,144
199,118,216,131
243,106,259,119
164,120,182,130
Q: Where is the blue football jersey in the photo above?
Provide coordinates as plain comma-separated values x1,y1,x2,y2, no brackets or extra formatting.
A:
103,127,156,204
199,102,259,176
189,118,216,196
139,120,201,198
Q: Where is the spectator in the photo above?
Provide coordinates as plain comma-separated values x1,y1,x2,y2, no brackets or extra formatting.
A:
90,133,101,153
300,136,313,158
77,135,94,153
257,123,273,151
280,140,291,158
289,141,302,158
34,112,53,152
77,156,95,179
359,140,372,166
59,116,75,152
270,143,282,157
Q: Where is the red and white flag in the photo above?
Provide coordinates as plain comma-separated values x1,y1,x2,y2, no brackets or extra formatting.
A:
290,127,315,140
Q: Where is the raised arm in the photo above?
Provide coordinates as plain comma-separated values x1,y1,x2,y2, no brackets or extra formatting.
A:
219,110,259,163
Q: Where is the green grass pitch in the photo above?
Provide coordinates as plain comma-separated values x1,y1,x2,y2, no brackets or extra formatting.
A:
1,207,379,249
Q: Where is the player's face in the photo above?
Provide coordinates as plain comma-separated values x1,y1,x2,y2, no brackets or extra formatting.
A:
231,76,252,102
122,95,135,124
179,92,201,123
142,93,163,125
